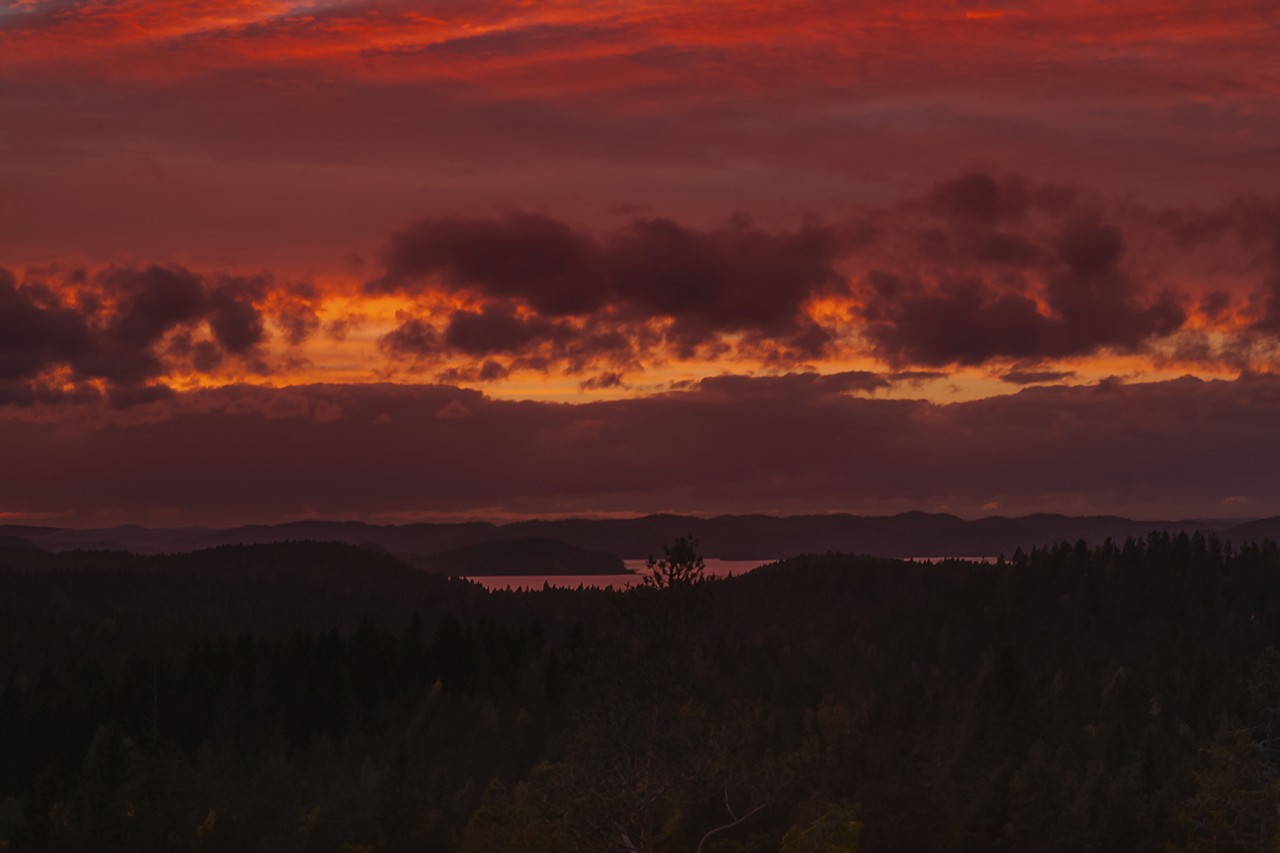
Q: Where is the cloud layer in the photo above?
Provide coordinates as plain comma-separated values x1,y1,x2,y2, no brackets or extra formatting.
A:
2,1,1277,265
371,213,840,365
3,374,1278,524
0,265,297,405
2,2,1279,520
3,175,1279,403
361,175,1280,380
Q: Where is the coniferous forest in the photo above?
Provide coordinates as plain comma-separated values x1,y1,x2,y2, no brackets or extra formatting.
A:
4,534,1280,851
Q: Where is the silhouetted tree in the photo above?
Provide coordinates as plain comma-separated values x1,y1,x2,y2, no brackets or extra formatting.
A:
643,536,707,590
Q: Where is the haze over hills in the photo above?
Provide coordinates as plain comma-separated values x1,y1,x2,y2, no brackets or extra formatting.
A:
1,512,1270,571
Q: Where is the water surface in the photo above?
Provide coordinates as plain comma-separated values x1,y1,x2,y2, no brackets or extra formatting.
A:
466,558,773,591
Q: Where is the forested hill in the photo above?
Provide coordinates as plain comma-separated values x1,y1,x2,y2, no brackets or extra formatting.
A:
4,535,1280,850
1,511,1267,560
403,537,630,576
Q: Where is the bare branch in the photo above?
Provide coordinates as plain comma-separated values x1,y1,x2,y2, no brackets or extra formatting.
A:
694,799,771,853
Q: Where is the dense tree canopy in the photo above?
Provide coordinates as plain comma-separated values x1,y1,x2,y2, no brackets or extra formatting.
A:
2,534,1280,850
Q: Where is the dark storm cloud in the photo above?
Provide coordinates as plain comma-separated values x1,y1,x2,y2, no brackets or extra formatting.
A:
1150,194,1280,333
1042,219,1186,349
857,211,1188,367
273,284,322,347
0,265,280,405
1000,368,1076,385
889,370,948,384
890,172,1093,276
580,371,625,391
190,340,224,373
0,378,100,408
695,370,889,399
4,374,1280,521
858,272,1056,366
607,216,838,344
368,175,1238,376
443,303,570,356
368,211,845,376
435,360,512,385
95,267,272,378
380,317,441,359
373,213,604,316
206,277,269,354
370,213,842,349
102,266,208,351
0,268,92,381
1199,291,1233,320
1247,206,1280,334
379,305,633,375
105,382,176,409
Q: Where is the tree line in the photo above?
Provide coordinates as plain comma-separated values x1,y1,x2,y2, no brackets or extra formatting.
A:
2,533,1280,850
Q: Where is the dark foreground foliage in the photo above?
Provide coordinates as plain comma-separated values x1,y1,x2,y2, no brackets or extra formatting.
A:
3,534,1280,851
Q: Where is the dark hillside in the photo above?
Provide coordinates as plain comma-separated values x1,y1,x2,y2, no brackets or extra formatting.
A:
2,535,1280,850
1224,515,1280,543
405,536,629,576
4,512,1250,562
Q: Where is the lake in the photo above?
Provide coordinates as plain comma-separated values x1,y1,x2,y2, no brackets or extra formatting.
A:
465,558,774,591
465,555,999,590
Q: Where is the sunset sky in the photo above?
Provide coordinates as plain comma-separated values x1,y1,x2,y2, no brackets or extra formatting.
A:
2,0,1279,524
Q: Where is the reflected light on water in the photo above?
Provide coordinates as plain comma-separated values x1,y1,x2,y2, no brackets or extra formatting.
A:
465,558,773,591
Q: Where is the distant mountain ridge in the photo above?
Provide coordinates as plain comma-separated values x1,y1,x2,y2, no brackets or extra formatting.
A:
1,513,1269,567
